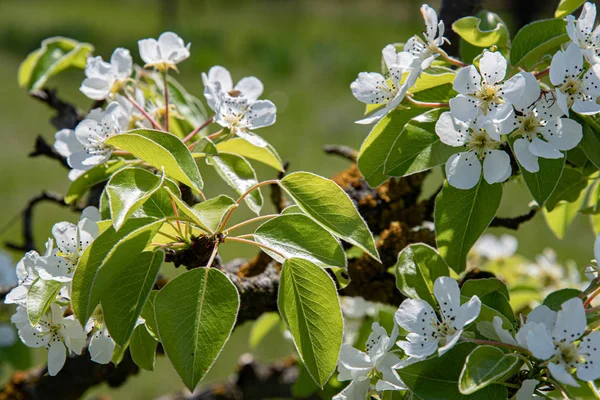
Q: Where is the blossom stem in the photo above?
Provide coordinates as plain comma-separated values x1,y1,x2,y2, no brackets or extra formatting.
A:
225,214,279,233
441,53,468,67
125,93,163,131
585,286,600,307
205,242,220,268
225,236,286,258
112,150,132,156
546,377,574,399
169,197,183,236
460,337,530,354
163,71,170,132
406,96,449,108
183,116,214,143
217,180,279,233
534,68,550,79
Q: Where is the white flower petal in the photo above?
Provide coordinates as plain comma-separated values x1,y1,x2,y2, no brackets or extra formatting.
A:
207,65,233,93
548,362,579,387
595,233,600,265
514,138,539,173
235,77,264,102
512,72,540,111
552,297,586,343
449,95,479,122
47,339,67,376
351,72,391,105
434,277,461,321
493,316,518,346
236,129,269,148
395,298,437,335
333,378,370,400
526,305,557,329
138,38,160,65
550,50,566,87
80,78,111,101
528,137,563,159
527,323,555,360
543,118,582,151
376,353,405,390
88,327,115,364
439,330,462,355
446,152,482,190
435,111,469,147
479,52,507,85
516,379,539,400
453,65,481,94
245,100,277,129
110,48,132,80
455,296,481,329
81,206,101,223
584,64,600,96
397,334,438,358
158,31,189,63
54,129,83,158
564,43,584,79
573,98,600,115
555,89,571,117
483,150,511,185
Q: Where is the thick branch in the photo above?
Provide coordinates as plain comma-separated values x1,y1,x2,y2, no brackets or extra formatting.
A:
490,208,538,230
30,89,84,131
29,135,69,169
439,0,483,57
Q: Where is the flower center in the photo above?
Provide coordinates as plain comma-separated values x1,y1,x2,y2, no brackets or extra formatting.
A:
466,128,499,159
553,341,584,368
560,77,586,105
475,84,503,113
516,112,544,140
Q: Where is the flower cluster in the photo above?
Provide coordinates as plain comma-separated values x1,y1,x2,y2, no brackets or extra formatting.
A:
334,277,481,399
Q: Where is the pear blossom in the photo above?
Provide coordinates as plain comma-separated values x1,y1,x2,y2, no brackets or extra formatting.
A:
503,72,583,173
80,48,132,100
0,323,17,347
341,297,378,345
405,4,448,69
515,379,541,400
115,89,151,130
65,102,129,171
35,207,100,282
138,32,190,71
395,277,481,358
550,43,600,116
492,304,557,349
351,45,421,124
525,297,600,386
566,2,600,65
202,65,264,112
4,251,40,306
450,51,526,122
11,304,86,376
214,95,277,148
88,325,115,364
435,111,512,189
0,252,17,293
473,234,518,260
334,322,406,400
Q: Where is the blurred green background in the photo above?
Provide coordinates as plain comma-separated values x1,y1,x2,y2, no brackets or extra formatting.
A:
0,0,593,398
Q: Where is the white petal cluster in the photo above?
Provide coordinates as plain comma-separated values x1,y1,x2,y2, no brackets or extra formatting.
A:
472,234,518,260
80,48,132,100
405,4,448,69
138,32,190,71
566,2,600,65
203,65,277,148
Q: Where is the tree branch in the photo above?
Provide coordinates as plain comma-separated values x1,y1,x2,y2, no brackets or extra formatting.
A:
29,135,69,169
490,208,538,230
30,88,84,131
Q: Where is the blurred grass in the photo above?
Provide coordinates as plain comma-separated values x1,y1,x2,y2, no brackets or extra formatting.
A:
0,0,595,398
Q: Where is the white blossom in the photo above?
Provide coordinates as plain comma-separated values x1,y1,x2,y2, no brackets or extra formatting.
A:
550,43,600,116
351,45,421,124
566,2,600,65
492,304,557,349
138,32,190,71
115,89,151,129
66,102,129,171
335,322,406,399
473,234,518,260
502,72,582,173
405,4,448,69
450,51,526,122
35,207,100,282
80,48,132,100
515,379,541,400
395,277,481,358
435,111,512,189
11,304,86,376
525,297,600,386
4,251,40,306
202,65,264,112
214,95,276,148
88,324,115,365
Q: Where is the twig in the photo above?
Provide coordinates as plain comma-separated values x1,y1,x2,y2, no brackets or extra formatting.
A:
270,162,289,213
183,116,214,143
30,88,83,130
29,135,69,169
490,208,538,230
323,145,358,162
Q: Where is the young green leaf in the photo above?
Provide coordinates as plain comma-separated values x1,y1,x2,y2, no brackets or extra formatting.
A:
254,214,347,269
435,179,502,273
65,160,127,205
106,167,164,230
357,107,424,186
140,291,159,338
279,172,379,260
579,117,600,170
555,0,586,18
134,180,181,220
543,288,583,311
459,345,521,394
409,72,457,102
26,279,63,326
398,343,508,400
99,250,164,346
130,323,158,371
208,153,263,215
545,167,587,212
192,195,237,233
510,19,569,68
278,258,343,388
216,138,284,172
192,137,218,155
18,37,93,91
105,129,204,192
452,15,510,48
384,108,461,178
394,244,449,307
71,218,163,325
461,279,514,324
155,268,239,391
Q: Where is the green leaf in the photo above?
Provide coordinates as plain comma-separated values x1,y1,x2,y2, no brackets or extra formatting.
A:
471,297,512,329
545,167,587,211
577,115,600,170
384,109,461,178
216,138,284,172
357,107,424,186
155,268,239,391
543,181,586,239
141,291,159,338
249,312,282,348
461,278,509,300
65,161,127,204
435,179,502,273
163,187,211,233
278,258,343,387
192,195,237,233
27,279,63,326
411,72,457,102
459,345,521,394
106,167,164,230
510,19,569,68
99,250,164,345
394,244,449,307
71,218,163,325
18,37,93,91
399,343,508,400
134,180,180,220
452,15,510,48
192,137,218,155
555,0,586,18
543,288,583,311
279,172,379,261
106,129,204,192
130,323,158,371
254,214,347,269
208,153,263,215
